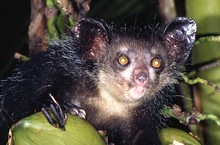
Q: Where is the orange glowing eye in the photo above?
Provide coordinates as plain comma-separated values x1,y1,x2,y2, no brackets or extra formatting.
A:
151,58,162,68
118,55,129,66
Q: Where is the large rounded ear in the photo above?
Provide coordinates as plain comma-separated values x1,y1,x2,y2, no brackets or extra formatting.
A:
73,18,110,60
160,17,197,62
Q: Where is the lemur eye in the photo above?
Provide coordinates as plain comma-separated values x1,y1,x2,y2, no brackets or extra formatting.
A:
151,58,162,68
118,55,129,66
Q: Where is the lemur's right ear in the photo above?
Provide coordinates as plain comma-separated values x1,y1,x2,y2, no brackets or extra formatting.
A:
160,17,197,62
73,18,110,60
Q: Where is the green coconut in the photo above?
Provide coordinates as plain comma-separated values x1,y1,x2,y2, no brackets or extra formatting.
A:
11,112,105,145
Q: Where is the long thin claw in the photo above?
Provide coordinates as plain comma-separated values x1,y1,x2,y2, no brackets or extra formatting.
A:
50,104,65,130
41,107,56,126
41,93,67,130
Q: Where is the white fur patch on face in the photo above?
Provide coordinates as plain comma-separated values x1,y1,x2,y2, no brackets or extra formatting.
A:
148,67,156,81
92,70,143,120
119,65,134,82
151,48,157,55
92,87,139,120
119,46,129,52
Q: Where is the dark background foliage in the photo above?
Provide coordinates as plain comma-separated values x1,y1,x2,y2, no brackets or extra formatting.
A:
0,0,185,79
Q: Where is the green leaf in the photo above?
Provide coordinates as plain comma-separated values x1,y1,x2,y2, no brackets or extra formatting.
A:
185,1,220,144
186,0,220,34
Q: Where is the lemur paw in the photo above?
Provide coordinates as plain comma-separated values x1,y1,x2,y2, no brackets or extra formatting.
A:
41,93,67,130
98,130,115,145
64,103,86,119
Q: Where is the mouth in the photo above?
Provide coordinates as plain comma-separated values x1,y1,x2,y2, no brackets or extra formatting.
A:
129,85,147,100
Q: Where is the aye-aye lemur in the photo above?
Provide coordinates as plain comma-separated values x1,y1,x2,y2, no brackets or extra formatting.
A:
0,17,196,145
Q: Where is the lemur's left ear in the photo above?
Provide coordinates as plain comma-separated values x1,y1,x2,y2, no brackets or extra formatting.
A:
161,17,197,62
